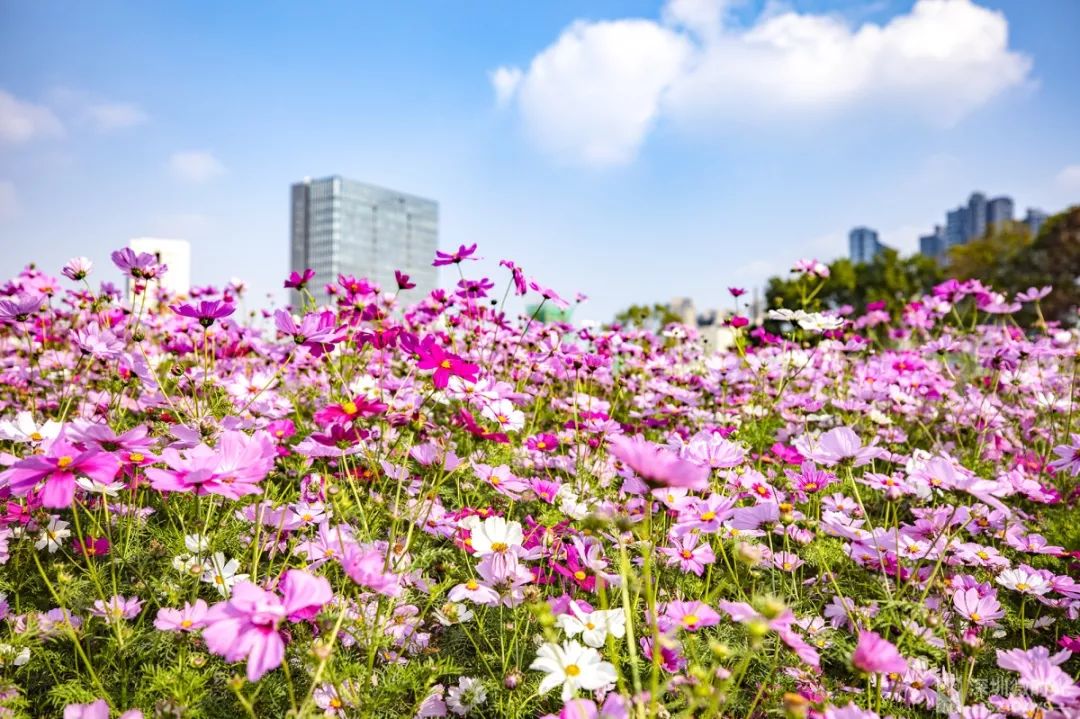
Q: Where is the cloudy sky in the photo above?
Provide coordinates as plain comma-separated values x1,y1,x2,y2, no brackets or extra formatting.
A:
1,0,1078,320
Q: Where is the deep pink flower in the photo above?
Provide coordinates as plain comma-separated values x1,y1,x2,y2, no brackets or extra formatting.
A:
661,600,721,632
433,243,479,266
415,336,479,389
171,299,235,328
74,535,110,557
395,270,416,290
852,630,907,675
1,436,120,508
313,396,387,425
608,435,710,491
202,569,332,681
284,268,316,290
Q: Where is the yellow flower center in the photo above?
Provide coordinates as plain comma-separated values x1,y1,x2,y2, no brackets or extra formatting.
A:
342,401,358,415
490,542,508,553
680,550,693,559
440,359,452,370
970,613,981,622
574,570,587,581
466,580,479,590
1016,582,1029,591
565,664,581,677
700,511,716,521
129,452,144,462
30,432,43,441
682,614,699,627
181,619,193,628
57,456,74,469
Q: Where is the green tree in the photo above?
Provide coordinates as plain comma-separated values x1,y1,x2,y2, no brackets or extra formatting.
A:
765,248,943,318
1020,205,1080,324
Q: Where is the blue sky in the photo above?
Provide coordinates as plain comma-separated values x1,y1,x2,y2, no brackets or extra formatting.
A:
1,0,1078,320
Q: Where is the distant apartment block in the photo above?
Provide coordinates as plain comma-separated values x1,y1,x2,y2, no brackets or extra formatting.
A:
848,227,884,264
290,176,438,306
919,191,1048,262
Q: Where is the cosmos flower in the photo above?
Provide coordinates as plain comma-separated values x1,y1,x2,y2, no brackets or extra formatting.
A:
202,569,332,681
171,299,235,328
530,640,617,701
852,630,907,675
608,435,710,491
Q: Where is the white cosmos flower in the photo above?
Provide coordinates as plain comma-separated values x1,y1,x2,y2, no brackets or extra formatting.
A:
35,518,70,553
184,533,210,554
201,552,249,596
0,411,62,443
796,312,845,333
75,477,125,496
530,640,617,701
556,604,627,648
464,516,523,556
480,399,525,433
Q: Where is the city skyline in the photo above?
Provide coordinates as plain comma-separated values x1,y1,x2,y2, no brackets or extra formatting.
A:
2,1,1079,320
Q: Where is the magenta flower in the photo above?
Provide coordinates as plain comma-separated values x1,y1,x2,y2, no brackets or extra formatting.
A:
852,630,907,675
74,535,110,557
433,243,479,266
1,436,120,508
111,247,167,280
283,268,316,290
658,534,715,576
171,299,235,328
608,435,710,491
154,599,209,632
202,569,332,681
395,270,416,290
415,336,479,389
273,309,348,357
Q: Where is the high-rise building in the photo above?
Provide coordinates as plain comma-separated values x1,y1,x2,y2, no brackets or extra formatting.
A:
967,192,988,241
987,196,1014,230
922,191,1023,262
1024,208,1049,237
849,227,883,264
290,176,438,306
919,225,946,262
127,237,191,301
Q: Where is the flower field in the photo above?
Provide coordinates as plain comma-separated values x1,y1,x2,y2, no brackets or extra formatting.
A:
1,247,1079,719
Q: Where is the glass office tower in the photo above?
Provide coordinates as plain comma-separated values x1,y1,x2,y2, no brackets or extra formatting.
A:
290,176,438,306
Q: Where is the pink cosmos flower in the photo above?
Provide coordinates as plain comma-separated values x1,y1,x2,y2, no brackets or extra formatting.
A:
154,599,209,632
340,543,402,597
202,569,332,681
660,600,721,632
952,588,1004,626
608,435,710,491
658,533,715,576
64,700,143,719
716,601,821,668
1,435,121,508
852,630,907,675
283,268,315,290
90,595,143,624
433,243,479,266
807,427,883,467
145,430,275,500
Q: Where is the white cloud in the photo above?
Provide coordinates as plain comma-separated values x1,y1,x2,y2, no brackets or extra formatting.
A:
490,67,523,107
493,0,1031,165
1056,165,1080,191
0,90,64,145
497,19,693,166
46,88,148,132
84,102,148,131
168,150,226,183
0,181,16,220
